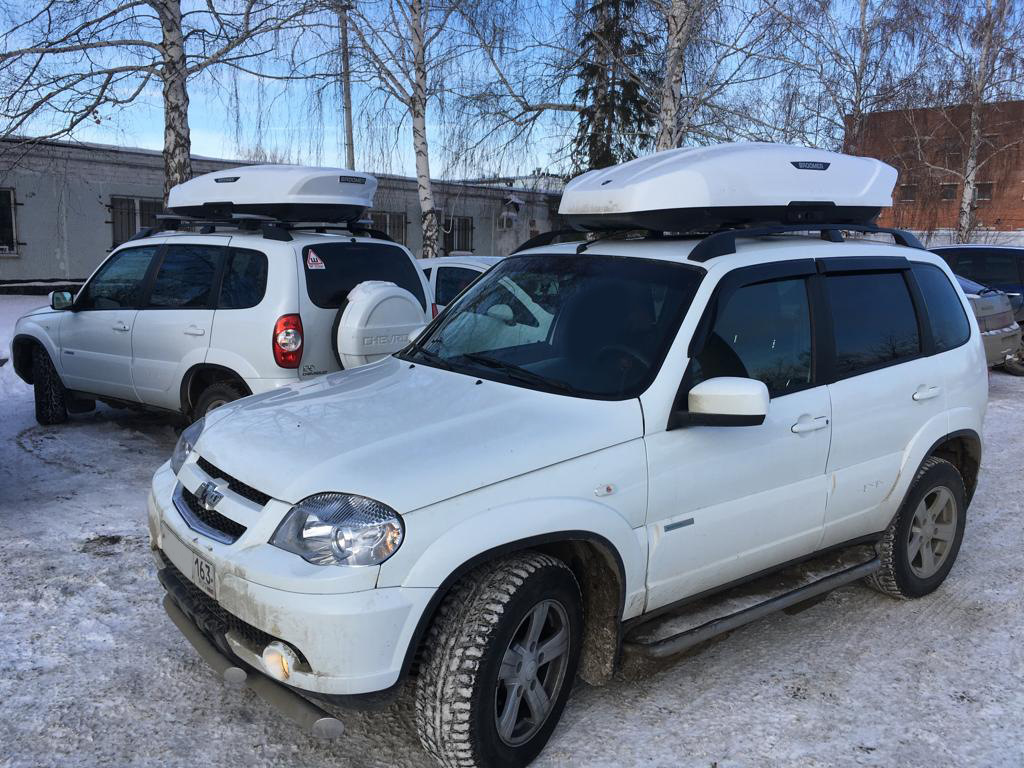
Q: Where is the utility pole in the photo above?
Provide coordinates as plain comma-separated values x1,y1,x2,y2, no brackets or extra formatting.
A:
338,3,355,169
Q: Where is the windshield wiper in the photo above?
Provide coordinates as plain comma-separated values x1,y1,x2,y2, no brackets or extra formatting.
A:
404,346,454,370
458,352,582,395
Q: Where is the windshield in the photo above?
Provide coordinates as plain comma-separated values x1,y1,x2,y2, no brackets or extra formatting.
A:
399,253,703,399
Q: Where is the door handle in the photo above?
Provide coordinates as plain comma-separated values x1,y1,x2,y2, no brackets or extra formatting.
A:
791,415,829,434
184,326,206,336
111,322,130,332
912,385,942,402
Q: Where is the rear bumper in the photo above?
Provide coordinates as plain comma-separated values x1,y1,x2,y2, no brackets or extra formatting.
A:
981,324,1022,367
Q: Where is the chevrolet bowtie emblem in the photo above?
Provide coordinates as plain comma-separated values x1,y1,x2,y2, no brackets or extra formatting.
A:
195,481,224,511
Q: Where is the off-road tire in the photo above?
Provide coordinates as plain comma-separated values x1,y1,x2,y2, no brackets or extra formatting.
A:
32,345,68,425
415,552,583,768
193,382,245,419
867,456,967,599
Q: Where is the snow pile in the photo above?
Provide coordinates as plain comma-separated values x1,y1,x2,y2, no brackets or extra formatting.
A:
0,293,1022,767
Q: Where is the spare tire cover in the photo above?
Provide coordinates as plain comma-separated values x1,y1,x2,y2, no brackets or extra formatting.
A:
335,281,425,368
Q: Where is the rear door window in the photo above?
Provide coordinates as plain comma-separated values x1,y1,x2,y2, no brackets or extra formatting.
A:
436,266,480,305
911,263,971,352
219,248,269,309
302,242,426,310
146,244,223,308
77,245,160,309
826,272,920,377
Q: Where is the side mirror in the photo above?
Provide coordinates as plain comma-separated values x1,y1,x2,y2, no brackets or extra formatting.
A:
49,290,74,311
670,377,769,428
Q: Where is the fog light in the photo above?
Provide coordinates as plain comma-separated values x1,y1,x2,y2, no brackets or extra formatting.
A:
262,641,299,681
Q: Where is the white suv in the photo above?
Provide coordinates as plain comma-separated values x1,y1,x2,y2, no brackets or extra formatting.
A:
146,146,987,768
10,167,432,424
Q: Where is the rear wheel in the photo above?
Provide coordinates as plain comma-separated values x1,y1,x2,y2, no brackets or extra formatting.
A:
868,456,966,599
32,346,68,425
193,381,245,419
415,552,583,768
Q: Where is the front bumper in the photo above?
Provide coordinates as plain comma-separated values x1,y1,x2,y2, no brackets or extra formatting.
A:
149,465,434,697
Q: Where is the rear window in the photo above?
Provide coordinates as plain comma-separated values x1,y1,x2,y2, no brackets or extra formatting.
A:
827,272,920,377
940,248,1022,288
436,266,480,305
219,248,268,309
912,263,971,352
302,242,426,310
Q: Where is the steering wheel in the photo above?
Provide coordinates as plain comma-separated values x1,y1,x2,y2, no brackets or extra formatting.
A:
596,344,650,371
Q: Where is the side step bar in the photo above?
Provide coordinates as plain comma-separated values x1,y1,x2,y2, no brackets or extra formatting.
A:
624,558,880,660
163,595,345,739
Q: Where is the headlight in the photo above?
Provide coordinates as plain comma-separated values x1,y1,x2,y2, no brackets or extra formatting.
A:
170,417,205,475
270,493,404,566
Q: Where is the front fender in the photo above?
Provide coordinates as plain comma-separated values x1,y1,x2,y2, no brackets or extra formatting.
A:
380,496,648,621
12,321,61,384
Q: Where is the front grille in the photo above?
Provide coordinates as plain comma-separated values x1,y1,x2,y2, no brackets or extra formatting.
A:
181,485,248,542
197,456,272,507
157,551,308,664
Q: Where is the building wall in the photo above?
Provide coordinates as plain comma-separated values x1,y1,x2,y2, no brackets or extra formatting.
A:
0,139,556,281
851,101,1024,243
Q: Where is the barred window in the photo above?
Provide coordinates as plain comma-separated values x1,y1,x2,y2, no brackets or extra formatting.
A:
0,189,16,254
369,211,407,244
111,196,164,247
444,215,473,253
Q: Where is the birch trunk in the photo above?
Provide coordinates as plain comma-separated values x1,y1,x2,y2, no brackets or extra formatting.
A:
410,0,440,258
655,0,701,151
844,0,871,154
156,0,192,201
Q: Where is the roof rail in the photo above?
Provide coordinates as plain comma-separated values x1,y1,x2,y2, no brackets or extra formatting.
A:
687,224,925,263
510,228,584,254
148,212,399,245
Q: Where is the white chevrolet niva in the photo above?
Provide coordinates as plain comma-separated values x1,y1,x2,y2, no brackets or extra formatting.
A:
11,166,431,424
148,144,987,768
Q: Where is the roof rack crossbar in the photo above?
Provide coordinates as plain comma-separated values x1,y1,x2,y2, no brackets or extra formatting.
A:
688,224,925,263
511,228,583,254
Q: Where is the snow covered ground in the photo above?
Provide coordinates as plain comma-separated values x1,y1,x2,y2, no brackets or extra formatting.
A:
1,293,1022,768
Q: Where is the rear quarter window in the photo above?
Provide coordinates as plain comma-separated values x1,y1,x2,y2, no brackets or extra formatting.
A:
219,248,268,309
302,242,426,310
912,263,971,352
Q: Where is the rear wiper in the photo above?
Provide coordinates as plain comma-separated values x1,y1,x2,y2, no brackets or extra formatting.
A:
459,352,581,395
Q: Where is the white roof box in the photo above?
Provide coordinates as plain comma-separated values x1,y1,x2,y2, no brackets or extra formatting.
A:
167,165,377,223
559,143,897,232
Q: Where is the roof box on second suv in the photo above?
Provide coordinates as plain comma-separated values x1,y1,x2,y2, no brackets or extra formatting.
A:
167,165,377,223
559,143,897,232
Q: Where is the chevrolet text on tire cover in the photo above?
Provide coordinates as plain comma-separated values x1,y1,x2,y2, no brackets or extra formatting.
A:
9,165,431,424
146,144,987,768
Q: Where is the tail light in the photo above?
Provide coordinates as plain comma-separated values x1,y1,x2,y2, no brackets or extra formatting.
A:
273,314,303,368
431,303,439,318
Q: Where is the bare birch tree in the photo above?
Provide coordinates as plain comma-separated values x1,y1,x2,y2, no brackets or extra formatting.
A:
0,0,310,198
914,0,1024,241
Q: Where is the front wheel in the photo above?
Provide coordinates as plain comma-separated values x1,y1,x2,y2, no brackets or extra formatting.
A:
415,552,583,768
32,346,68,425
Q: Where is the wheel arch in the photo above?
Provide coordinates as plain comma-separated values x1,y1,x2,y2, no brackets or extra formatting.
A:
926,429,981,505
11,332,55,385
179,363,251,414
400,531,627,690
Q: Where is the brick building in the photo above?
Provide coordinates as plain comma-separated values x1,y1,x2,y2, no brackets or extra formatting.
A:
0,138,558,281
849,100,1024,245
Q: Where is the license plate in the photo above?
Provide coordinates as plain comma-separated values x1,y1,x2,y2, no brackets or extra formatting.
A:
191,550,217,598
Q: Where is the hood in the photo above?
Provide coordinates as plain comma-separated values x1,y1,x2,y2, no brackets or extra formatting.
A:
195,357,644,511
17,304,53,321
